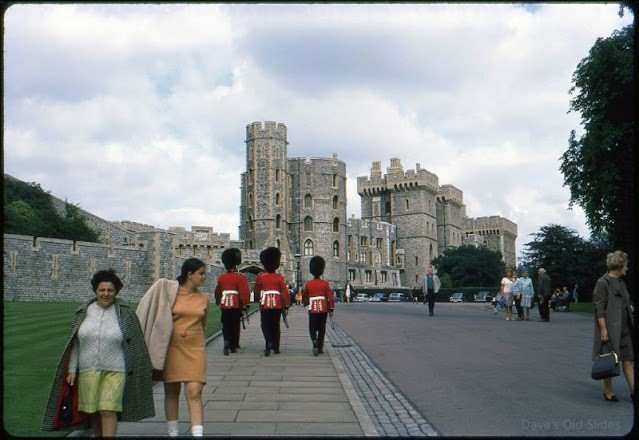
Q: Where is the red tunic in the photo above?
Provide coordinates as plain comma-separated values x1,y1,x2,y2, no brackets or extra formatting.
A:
303,278,335,314
214,272,251,310
254,272,290,310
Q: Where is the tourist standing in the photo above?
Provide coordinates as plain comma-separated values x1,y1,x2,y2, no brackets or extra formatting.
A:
136,258,210,437
302,256,335,356
345,282,352,304
424,267,441,316
518,270,535,321
42,269,154,436
501,269,515,321
214,248,251,355
512,271,524,320
573,283,579,304
592,250,634,402
255,247,290,356
537,268,552,322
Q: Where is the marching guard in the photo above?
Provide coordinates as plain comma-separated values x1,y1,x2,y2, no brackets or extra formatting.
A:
302,256,335,356
214,248,250,355
254,247,290,356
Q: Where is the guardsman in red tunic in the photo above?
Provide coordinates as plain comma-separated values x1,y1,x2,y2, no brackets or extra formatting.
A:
254,247,290,357
302,256,335,356
214,248,251,355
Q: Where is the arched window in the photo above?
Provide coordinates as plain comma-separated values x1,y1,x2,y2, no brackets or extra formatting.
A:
276,239,280,249
276,192,281,205
275,214,281,229
304,194,313,209
304,216,313,232
333,241,340,257
332,217,339,233
333,195,339,210
248,215,254,231
304,239,314,256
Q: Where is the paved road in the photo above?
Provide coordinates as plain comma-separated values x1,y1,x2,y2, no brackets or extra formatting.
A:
333,301,636,437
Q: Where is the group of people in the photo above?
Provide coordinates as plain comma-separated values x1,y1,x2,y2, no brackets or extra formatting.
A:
498,268,536,321
42,246,335,437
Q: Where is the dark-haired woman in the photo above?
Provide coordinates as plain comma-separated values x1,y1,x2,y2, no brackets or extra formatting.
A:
42,270,154,436
137,258,210,437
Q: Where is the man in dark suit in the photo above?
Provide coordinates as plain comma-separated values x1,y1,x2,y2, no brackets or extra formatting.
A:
537,268,552,322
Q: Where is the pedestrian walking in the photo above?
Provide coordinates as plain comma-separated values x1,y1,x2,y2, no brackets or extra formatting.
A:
255,247,290,356
424,267,441,316
42,269,154,436
214,248,251,355
512,271,524,320
136,258,210,437
592,250,634,402
573,283,579,304
537,268,552,322
345,282,352,304
302,256,335,356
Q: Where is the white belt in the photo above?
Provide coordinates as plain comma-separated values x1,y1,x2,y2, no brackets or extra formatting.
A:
221,290,239,307
309,296,326,311
261,290,280,307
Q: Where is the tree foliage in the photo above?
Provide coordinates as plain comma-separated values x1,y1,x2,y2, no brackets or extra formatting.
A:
560,22,635,283
519,224,609,301
4,176,100,242
431,245,504,288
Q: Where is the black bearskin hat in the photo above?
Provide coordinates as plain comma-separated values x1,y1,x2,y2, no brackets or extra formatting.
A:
221,248,241,270
260,247,281,272
309,256,325,278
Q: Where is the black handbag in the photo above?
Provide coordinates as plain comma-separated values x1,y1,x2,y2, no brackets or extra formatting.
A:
591,341,620,380
58,384,74,425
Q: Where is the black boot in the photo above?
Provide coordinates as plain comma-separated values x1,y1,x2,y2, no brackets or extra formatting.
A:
312,340,319,356
223,340,229,356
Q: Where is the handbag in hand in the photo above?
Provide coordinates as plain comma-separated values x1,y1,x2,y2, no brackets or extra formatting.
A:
591,341,620,380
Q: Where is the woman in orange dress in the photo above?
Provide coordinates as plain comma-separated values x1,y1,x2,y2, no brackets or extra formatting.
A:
163,258,210,437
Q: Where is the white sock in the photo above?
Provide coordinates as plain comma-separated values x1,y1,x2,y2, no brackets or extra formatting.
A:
167,420,179,437
191,424,204,437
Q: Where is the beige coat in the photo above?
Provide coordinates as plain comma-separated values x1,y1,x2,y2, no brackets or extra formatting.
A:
136,278,179,370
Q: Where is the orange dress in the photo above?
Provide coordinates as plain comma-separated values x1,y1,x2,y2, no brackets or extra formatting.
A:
162,287,210,383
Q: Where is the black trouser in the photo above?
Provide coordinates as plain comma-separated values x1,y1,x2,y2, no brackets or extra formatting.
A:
514,295,523,319
426,290,435,315
260,309,282,350
309,313,328,350
539,295,550,320
221,308,242,350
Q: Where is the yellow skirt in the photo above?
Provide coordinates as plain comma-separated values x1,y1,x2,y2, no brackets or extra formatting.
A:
163,330,206,383
78,370,125,413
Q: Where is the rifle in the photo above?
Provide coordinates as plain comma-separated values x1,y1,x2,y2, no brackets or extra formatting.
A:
329,312,334,329
281,307,289,329
240,309,246,330
244,307,250,324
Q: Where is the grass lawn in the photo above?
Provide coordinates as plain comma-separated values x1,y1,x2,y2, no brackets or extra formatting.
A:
569,302,593,314
2,300,252,437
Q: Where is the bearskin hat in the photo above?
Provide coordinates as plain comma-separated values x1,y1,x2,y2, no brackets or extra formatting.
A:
260,247,281,272
221,248,241,270
309,256,325,278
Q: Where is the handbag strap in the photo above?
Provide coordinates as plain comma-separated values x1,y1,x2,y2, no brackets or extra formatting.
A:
599,340,615,355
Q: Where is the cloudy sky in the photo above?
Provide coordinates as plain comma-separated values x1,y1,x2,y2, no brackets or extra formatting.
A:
4,3,632,260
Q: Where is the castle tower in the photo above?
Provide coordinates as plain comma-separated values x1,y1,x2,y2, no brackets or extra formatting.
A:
358,158,440,287
436,184,465,256
462,216,518,269
240,121,292,257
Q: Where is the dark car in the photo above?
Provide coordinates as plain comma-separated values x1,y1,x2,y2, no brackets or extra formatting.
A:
370,292,389,302
388,292,408,302
474,291,492,302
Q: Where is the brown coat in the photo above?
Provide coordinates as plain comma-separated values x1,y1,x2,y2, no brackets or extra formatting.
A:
592,274,634,361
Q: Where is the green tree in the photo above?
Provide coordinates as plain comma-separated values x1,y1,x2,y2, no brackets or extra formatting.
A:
560,21,635,289
431,245,504,288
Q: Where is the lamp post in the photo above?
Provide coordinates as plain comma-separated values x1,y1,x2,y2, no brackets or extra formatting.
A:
295,252,302,293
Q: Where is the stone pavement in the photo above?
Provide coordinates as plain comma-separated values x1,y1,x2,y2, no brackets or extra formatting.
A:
71,305,437,437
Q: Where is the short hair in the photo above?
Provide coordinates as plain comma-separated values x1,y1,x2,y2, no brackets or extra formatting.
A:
606,250,628,271
91,269,123,293
260,247,281,272
309,256,325,278
177,258,206,285
221,248,242,271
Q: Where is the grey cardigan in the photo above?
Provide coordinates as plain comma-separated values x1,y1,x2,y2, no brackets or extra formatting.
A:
592,274,634,361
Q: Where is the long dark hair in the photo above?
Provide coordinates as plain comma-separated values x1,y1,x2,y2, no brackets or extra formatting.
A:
177,258,206,285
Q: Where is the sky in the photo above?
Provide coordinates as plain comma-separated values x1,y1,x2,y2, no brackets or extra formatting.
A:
3,3,633,261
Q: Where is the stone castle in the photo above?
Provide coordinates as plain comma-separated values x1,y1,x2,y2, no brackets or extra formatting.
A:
3,120,516,302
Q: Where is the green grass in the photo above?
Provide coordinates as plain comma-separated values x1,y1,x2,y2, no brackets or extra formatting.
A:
569,302,593,314
2,300,251,437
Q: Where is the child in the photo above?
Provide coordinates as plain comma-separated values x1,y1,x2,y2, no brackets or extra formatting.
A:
302,256,335,356
254,247,290,356
214,248,251,355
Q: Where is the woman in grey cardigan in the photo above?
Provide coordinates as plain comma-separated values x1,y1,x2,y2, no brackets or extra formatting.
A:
42,269,154,436
592,251,635,402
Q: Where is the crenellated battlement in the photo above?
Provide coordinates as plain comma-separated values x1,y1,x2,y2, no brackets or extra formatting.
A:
437,184,464,207
463,215,518,237
358,158,439,195
245,120,288,142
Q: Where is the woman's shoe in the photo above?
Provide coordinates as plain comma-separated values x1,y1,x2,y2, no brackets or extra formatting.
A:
603,392,619,402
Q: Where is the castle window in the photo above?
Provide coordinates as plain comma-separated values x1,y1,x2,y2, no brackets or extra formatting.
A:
332,174,338,188
333,241,340,257
360,236,368,246
376,238,383,248
364,270,372,282
275,169,280,182
360,252,366,263
333,195,339,210
276,214,281,229
276,239,280,249
304,239,314,256
385,201,391,215
332,217,339,233
248,215,254,231
349,269,356,281
304,216,313,232
347,235,352,246
304,194,313,209
415,256,419,265
405,199,410,210
381,271,387,283
276,192,281,205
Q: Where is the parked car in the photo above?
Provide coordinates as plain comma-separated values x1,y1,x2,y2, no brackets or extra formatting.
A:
474,291,492,302
370,292,389,302
354,293,370,302
449,292,465,303
388,292,408,302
